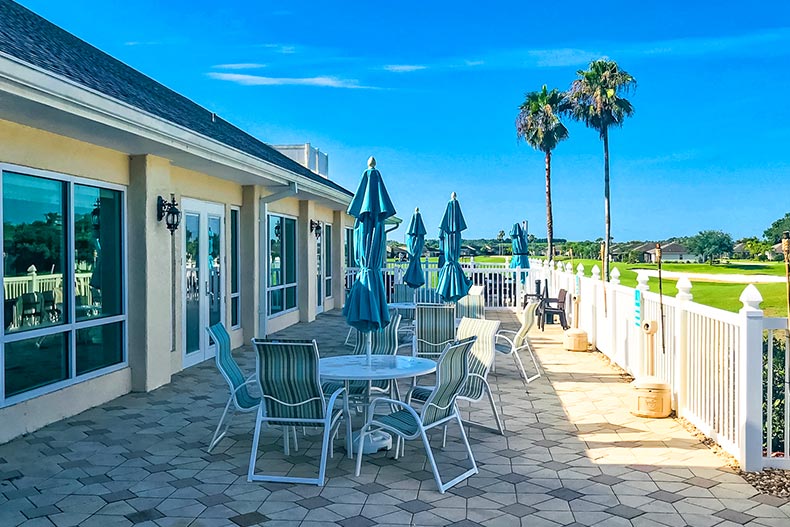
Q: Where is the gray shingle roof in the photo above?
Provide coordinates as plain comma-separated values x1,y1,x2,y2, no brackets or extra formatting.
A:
0,0,352,197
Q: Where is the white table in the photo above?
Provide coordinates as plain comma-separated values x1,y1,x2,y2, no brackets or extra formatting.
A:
320,355,436,454
388,302,417,310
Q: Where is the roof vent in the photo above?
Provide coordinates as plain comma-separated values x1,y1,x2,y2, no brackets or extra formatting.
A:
211,112,216,123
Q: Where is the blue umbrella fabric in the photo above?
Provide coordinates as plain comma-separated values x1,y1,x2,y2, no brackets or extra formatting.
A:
509,222,530,283
437,230,446,269
343,157,397,333
404,208,426,288
436,193,472,302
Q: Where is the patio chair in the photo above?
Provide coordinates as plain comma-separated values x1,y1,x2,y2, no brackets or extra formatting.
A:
455,286,485,319
412,317,504,435
355,336,479,494
323,314,403,402
413,303,456,361
415,287,443,304
249,338,352,486
206,323,261,453
392,284,416,332
539,288,569,330
495,302,541,386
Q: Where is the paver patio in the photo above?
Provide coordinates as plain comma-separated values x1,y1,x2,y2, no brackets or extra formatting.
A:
0,309,788,526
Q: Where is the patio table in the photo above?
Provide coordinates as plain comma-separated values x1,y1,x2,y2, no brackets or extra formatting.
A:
320,355,436,454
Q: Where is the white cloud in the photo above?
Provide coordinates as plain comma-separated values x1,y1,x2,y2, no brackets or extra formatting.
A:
207,72,374,89
383,64,427,73
262,43,297,54
212,63,267,70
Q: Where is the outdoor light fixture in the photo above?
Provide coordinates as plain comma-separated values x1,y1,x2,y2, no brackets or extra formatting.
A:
309,219,322,239
91,199,101,233
157,193,182,235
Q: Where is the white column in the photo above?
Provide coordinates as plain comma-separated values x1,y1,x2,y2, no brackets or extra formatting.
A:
738,284,764,471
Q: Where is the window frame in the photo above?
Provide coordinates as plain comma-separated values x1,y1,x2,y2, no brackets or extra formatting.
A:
324,223,332,299
229,207,241,329
0,163,128,408
266,213,298,318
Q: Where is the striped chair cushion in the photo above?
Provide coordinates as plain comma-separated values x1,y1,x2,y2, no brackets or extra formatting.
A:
456,318,501,401
456,294,485,319
375,410,419,436
421,336,476,426
514,303,539,348
415,288,443,304
408,386,433,403
209,323,259,410
253,339,325,421
415,304,456,358
351,314,401,357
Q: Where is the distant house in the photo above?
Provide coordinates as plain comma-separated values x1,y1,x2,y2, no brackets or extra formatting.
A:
630,242,656,263
387,243,409,260
646,242,699,263
731,242,750,259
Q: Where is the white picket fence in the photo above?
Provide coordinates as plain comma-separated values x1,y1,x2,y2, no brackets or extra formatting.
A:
345,258,790,470
528,258,789,471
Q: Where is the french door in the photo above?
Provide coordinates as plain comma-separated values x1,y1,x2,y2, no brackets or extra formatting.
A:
182,199,225,368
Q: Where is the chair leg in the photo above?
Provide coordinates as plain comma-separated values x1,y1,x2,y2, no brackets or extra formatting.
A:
247,410,264,482
354,424,372,476
485,383,505,435
292,427,299,452
442,425,448,448
420,428,445,494
455,412,479,475
317,420,333,487
524,339,542,383
344,393,353,459
207,396,235,453
511,349,530,387
283,427,290,456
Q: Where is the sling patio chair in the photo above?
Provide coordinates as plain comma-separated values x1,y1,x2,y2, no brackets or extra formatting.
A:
206,323,261,453
455,285,485,319
495,302,542,386
355,336,479,494
411,317,504,435
414,287,443,304
413,303,456,362
323,314,403,403
249,338,352,486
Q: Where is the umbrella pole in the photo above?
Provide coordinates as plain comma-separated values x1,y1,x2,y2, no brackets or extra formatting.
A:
366,332,373,364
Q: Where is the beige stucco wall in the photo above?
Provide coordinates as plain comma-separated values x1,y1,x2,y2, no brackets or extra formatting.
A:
0,119,128,186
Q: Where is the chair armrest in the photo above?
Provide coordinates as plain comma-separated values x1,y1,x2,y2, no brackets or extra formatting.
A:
325,386,347,410
232,377,258,395
495,334,515,349
366,397,421,423
496,329,518,337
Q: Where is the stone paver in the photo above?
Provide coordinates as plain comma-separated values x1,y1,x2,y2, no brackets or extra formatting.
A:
0,309,786,526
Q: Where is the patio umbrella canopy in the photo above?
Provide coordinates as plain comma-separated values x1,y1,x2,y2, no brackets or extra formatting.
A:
437,230,446,269
436,192,472,302
509,222,530,283
404,208,426,288
343,157,397,336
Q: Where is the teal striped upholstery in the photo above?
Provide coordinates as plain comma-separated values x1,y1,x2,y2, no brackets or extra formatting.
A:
515,303,539,348
455,293,485,319
375,409,419,436
209,323,260,411
414,304,456,359
392,284,416,303
252,339,326,425
456,318,501,401
415,287,443,304
421,337,476,426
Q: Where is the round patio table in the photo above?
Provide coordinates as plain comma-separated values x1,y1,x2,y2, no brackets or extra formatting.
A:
320,355,436,455
387,302,417,310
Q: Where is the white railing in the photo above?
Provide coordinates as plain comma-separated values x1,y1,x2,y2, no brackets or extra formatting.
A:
529,258,788,471
3,271,93,300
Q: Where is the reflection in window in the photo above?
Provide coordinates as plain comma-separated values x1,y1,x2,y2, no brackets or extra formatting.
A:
76,322,123,376
3,172,66,333
325,224,332,298
268,215,297,316
4,332,68,398
74,184,123,321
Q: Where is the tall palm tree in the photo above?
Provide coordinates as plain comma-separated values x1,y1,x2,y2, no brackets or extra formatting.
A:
565,58,636,280
515,85,569,262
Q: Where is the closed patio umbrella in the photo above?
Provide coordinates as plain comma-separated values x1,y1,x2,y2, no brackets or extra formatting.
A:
436,192,472,302
509,222,530,283
437,230,446,269
343,157,397,358
404,208,426,288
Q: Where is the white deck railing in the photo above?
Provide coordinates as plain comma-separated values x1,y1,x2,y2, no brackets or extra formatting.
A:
346,258,790,470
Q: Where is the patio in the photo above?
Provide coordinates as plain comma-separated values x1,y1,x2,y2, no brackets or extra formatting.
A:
0,311,788,527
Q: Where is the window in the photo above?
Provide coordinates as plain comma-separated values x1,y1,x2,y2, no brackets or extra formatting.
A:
230,208,240,328
344,227,355,295
1,166,126,404
324,224,332,298
267,214,297,316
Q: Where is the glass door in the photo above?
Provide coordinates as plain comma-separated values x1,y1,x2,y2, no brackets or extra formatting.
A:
182,199,225,368
316,223,323,314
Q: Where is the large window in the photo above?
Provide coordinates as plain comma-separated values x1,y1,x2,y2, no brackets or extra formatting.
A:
268,214,297,316
1,166,126,404
229,208,240,328
324,224,332,298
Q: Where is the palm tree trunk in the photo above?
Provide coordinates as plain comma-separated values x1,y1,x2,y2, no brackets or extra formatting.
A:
603,127,611,281
545,151,553,262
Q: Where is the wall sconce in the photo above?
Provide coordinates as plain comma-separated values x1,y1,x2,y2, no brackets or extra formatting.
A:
157,193,182,235
309,219,322,239
91,198,101,233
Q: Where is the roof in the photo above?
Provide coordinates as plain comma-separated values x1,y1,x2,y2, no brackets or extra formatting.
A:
733,242,748,252
0,0,352,197
646,242,689,254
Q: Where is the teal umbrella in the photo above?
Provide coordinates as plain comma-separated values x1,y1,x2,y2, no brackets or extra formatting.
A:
404,208,426,288
343,157,396,345
509,222,530,283
436,192,472,302
437,230,446,268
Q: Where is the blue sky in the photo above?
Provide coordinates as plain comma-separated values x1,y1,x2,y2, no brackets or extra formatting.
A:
17,0,790,242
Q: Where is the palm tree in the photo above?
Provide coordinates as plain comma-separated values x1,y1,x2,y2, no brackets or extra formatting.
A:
565,58,636,280
515,85,569,262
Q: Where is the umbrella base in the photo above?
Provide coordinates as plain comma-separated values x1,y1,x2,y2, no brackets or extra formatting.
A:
349,430,392,455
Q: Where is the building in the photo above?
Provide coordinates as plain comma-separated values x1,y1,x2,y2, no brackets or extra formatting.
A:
0,0,358,442
645,242,699,263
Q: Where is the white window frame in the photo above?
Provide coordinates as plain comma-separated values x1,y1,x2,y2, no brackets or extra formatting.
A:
0,163,128,408
229,207,241,329
324,223,333,299
266,213,298,318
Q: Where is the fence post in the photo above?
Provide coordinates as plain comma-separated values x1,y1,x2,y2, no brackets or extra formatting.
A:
674,277,693,414
635,271,650,377
27,265,38,293
609,268,620,361
591,265,600,348
738,284,763,472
